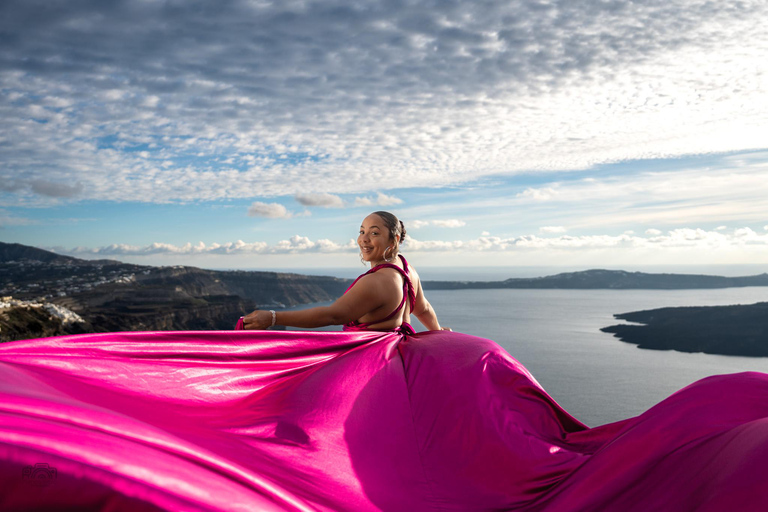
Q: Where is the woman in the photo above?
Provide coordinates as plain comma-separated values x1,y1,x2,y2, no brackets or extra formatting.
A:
2,214,768,511
240,211,449,333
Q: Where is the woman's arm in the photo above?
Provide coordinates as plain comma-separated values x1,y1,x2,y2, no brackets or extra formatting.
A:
242,274,387,330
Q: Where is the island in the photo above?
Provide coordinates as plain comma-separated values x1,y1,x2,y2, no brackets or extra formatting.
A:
601,302,768,357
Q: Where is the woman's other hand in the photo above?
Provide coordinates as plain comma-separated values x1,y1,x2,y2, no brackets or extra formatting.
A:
440,327,452,332
242,310,273,330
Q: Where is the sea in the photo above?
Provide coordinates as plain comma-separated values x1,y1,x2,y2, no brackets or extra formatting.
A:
273,264,768,427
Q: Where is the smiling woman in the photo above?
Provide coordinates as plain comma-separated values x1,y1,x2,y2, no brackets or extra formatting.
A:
241,211,447,332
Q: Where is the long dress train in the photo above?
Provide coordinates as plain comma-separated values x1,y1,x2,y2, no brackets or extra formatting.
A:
2,326,768,511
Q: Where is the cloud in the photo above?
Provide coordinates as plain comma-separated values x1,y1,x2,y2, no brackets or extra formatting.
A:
645,229,662,236
540,226,567,234
715,225,728,230
517,187,559,201
410,219,466,228
354,193,403,207
478,158,768,230
28,180,84,198
247,202,293,219
59,237,357,257
1,0,766,205
408,228,768,252
432,219,466,228
51,227,768,262
295,193,344,208
0,209,37,228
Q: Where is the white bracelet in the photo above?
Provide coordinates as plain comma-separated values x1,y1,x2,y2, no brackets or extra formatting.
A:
269,310,276,327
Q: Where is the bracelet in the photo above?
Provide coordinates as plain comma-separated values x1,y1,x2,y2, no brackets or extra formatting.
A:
269,310,276,327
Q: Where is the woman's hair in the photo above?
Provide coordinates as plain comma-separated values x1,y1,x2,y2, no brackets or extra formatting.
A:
372,211,406,256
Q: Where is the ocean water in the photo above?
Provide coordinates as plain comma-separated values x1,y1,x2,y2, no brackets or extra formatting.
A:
287,286,768,427
415,287,768,427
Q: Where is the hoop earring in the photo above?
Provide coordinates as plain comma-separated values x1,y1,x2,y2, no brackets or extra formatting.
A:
384,246,394,263
359,252,366,265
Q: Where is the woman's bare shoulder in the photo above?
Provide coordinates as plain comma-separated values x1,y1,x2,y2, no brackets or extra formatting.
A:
353,269,393,289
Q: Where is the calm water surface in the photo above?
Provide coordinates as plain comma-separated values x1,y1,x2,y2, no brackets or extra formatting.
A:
296,287,768,426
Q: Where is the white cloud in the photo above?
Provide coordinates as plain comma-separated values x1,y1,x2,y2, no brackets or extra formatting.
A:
295,193,344,208
50,227,768,268
2,0,767,205
247,202,293,219
61,237,357,257
645,229,662,236
540,226,567,234
408,228,768,253
489,160,768,230
374,193,403,206
354,192,403,207
715,225,728,230
481,231,490,236
409,219,466,229
410,220,430,229
432,219,466,228
517,187,559,201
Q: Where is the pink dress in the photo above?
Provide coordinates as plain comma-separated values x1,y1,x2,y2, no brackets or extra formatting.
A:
2,268,768,510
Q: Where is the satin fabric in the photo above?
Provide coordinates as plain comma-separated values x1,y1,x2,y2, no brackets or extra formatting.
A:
2,329,768,511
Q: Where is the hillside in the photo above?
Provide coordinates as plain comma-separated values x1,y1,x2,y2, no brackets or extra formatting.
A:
0,242,350,341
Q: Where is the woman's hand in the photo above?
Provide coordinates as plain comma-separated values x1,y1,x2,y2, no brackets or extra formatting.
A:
440,327,452,332
242,310,273,330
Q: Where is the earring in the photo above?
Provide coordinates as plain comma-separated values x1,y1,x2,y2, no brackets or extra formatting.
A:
384,247,393,262
359,252,366,265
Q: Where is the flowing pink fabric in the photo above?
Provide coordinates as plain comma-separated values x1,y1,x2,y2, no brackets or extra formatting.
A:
2,329,768,511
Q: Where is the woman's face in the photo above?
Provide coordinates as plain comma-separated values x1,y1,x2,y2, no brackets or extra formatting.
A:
358,214,395,264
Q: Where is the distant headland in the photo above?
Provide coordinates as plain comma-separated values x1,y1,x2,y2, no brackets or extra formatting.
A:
602,303,768,357
2,241,767,342
423,268,768,290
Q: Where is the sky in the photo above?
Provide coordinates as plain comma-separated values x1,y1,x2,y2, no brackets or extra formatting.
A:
1,0,767,274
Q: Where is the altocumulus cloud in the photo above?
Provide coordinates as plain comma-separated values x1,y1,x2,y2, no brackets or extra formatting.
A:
2,0,767,205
